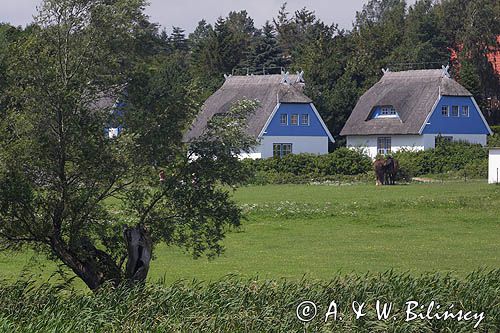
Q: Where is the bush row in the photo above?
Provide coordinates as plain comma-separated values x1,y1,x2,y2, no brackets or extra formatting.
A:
241,142,489,185
0,270,498,332
393,141,488,180
241,148,373,185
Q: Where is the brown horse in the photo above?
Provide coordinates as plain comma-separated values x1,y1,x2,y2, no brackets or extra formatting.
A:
373,156,399,186
384,156,399,185
373,158,386,186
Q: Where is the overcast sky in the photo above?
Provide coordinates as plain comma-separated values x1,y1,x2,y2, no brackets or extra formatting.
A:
0,0,417,33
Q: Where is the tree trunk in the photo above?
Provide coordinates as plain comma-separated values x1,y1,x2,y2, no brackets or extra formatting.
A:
50,236,121,290
49,226,152,290
124,225,152,282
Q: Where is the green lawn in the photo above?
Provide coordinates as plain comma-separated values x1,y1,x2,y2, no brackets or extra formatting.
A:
1,181,499,286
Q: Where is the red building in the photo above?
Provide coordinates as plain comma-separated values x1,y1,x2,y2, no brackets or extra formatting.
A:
449,36,500,76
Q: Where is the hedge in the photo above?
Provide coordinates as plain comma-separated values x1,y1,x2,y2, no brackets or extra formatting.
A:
241,148,373,185
392,141,488,180
241,142,489,185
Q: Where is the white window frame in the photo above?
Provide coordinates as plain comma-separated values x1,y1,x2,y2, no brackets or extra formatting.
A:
451,105,459,117
280,113,288,125
461,105,469,117
301,114,310,126
377,137,392,155
379,106,397,117
291,114,299,126
441,105,449,117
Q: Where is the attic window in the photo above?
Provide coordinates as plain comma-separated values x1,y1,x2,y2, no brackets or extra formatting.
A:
381,106,396,115
462,105,469,117
280,114,288,125
441,106,449,117
372,106,399,119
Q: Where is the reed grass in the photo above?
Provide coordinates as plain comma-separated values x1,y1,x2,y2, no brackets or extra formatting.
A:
0,270,498,332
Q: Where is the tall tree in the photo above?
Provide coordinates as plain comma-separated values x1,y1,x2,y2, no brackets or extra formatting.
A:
0,0,256,291
244,21,283,73
170,26,188,52
390,0,449,67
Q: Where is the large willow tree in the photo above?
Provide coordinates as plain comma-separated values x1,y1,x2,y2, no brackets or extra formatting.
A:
0,0,256,290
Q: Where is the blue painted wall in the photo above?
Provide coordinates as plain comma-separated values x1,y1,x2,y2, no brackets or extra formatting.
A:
422,96,490,135
263,103,329,137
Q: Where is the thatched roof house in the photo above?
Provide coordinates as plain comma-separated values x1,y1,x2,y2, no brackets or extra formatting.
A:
185,74,334,159
341,68,491,158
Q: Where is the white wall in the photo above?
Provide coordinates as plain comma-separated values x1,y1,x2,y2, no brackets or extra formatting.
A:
251,136,329,158
347,135,424,158
347,134,488,159
489,149,500,184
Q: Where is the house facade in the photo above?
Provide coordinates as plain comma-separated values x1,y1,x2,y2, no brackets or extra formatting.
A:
184,74,334,159
340,68,492,158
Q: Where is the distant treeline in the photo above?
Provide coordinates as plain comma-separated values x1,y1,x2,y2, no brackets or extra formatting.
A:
1,0,499,142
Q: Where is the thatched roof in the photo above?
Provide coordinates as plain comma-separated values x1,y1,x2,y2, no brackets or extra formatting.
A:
340,69,473,136
183,74,312,141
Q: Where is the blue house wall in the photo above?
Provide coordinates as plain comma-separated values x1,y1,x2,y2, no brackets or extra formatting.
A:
263,103,329,137
422,96,490,135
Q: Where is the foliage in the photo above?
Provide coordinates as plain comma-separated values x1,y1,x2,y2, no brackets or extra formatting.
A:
490,125,500,134
241,148,372,185
0,269,499,332
244,141,489,185
0,0,258,291
393,141,488,179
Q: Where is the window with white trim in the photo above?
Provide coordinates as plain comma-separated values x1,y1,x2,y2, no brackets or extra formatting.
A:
451,105,459,117
291,114,299,125
461,105,469,117
280,114,288,125
301,114,310,126
441,105,449,117
377,137,391,155
380,106,397,115
273,143,292,158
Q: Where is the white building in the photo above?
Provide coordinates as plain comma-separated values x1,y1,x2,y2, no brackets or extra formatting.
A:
489,148,500,184
341,68,492,158
184,74,334,158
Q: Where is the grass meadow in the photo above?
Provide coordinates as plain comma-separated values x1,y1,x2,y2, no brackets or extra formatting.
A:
1,181,499,285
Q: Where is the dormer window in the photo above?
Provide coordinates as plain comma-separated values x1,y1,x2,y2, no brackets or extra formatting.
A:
381,106,396,115
371,105,399,119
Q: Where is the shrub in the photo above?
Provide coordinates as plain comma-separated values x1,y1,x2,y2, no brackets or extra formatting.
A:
490,125,500,135
241,149,372,185
243,141,488,185
317,147,372,175
488,133,500,147
394,141,488,179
